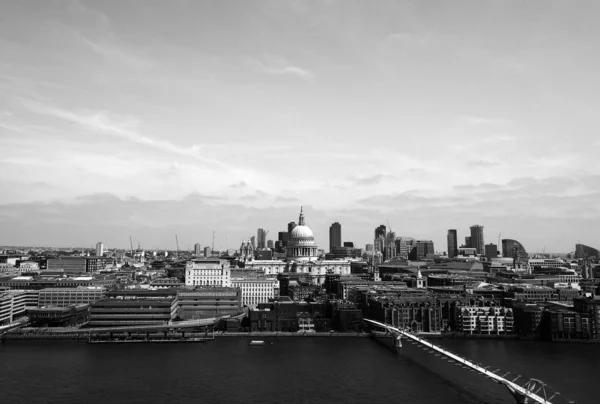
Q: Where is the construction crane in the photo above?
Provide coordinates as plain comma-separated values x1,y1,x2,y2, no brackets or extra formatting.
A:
129,236,134,257
175,234,180,258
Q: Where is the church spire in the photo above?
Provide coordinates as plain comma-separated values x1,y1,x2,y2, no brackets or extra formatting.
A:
298,206,305,225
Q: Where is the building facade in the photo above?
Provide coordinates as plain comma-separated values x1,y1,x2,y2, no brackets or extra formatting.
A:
469,225,485,255
456,306,514,335
185,259,231,287
329,222,342,253
447,230,458,259
502,239,528,262
38,287,107,308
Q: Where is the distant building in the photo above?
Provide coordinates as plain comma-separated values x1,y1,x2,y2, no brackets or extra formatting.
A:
470,225,485,254
365,244,374,252
502,239,528,263
277,231,289,246
185,259,231,287
287,221,297,235
203,246,211,257
46,257,113,273
413,240,434,260
396,237,415,257
465,236,472,248
374,225,386,240
575,244,600,260
194,243,202,255
447,230,458,258
257,228,267,249
267,240,274,249
485,243,498,260
329,222,342,253
95,242,104,257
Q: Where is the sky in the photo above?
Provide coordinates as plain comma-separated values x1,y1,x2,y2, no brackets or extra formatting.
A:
1,0,599,253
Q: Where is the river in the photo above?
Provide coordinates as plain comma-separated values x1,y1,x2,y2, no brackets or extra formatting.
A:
0,337,597,404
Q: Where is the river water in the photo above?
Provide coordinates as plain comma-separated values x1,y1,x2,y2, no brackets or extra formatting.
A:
0,337,597,404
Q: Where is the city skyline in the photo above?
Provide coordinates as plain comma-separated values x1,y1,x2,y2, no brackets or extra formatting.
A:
1,1,599,251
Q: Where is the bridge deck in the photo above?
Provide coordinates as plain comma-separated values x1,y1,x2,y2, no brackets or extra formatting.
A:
364,319,560,404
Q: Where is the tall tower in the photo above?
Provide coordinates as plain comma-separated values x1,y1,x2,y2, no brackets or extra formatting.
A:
470,225,485,255
447,230,458,258
329,222,342,253
257,228,266,249
95,242,104,257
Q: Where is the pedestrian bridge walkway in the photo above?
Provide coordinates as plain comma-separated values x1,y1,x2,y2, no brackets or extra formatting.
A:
364,319,574,404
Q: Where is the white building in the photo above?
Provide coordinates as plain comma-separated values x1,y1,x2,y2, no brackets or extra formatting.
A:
185,259,231,287
230,277,279,308
0,291,29,325
528,258,566,269
96,242,104,257
456,306,514,335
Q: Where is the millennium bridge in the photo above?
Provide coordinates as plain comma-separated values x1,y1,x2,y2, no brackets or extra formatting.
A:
364,319,574,404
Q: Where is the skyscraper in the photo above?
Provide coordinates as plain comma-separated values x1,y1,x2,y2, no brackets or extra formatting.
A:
95,242,104,257
465,236,471,248
203,246,212,257
414,240,434,260
374,225,386,239
470,225,485,255
278,231,289,246
447,230,458,258
194,243,202,255
257,228,267,249
329,222,342,253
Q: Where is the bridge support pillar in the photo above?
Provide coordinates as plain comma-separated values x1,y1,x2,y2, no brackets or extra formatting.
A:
504,383,532,404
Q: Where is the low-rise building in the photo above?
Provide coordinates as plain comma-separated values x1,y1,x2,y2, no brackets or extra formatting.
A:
38,287,107,308
28,305,90,327
455,306,514,335
231,276,279,307
89,296,178,327
177,288,242,320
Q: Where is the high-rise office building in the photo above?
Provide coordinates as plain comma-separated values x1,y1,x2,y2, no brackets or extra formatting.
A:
502,239,528,262
194,243,202,255
288,222,297,235
250,236,256,249
329,222,342,253
470,225,485,255
465,236,471,248
267,240,274,249
447,230,458,258
414,240,434,260
203,246,212,257
278,231,289,247
95,242,104,257
257,229,267,249
374,225,386,240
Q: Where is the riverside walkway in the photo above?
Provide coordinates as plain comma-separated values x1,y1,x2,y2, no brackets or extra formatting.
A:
364,319,573,404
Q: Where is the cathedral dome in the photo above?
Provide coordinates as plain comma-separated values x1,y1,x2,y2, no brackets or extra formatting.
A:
291,225,314,240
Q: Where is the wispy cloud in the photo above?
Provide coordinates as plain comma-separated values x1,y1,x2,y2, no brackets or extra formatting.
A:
19,99,220,165
249,57,312,78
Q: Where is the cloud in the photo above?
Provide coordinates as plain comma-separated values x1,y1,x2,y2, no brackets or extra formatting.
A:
19,99,221,165
351,174,392,186
249,57,312,78
230,181,247,188
468,160,500,168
